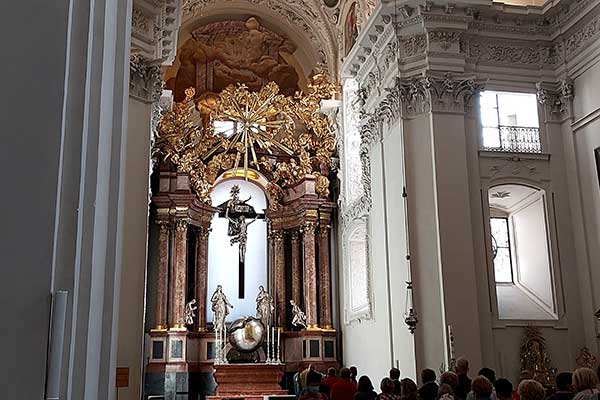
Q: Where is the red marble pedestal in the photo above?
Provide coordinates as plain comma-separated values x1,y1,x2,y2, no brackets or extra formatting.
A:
208,364,287,400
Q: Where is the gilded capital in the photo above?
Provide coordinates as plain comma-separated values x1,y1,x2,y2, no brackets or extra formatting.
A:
156,220,170,232
303,221,317,235
197,226,211,240
272,231,285,242
318,226,331,239
175,219,188,232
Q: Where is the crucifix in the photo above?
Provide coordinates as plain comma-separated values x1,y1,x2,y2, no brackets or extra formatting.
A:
217,185,265,298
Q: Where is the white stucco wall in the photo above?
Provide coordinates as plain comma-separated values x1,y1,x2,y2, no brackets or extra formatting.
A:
341,141,396,382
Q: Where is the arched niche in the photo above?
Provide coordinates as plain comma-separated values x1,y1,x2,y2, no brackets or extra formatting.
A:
207,175,268,322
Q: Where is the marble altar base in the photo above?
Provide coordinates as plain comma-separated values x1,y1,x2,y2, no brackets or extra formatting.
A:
208,363,287,400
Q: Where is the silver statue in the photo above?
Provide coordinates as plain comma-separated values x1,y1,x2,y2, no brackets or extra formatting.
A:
290,300,307,328
184,299,197,326
255,285,274,328
224,185,257,260
211,285,233,333
226,212,257,260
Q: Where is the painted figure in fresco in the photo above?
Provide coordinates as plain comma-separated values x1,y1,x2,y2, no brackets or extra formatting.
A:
172,17,299,101
290,300,307,328
211,285,233,332
184,299,197,326
255,285,275,328
344,3,358,56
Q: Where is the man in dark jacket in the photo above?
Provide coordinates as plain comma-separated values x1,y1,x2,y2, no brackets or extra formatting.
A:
547,373,574,400
419,369,439,400
455,358,472,400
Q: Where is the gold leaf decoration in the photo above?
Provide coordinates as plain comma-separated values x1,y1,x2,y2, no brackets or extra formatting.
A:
154,74,338,208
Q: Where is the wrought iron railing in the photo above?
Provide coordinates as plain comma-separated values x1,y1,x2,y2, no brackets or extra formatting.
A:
482,125,542,153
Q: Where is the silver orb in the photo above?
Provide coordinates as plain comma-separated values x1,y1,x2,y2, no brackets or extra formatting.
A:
228,317,265,353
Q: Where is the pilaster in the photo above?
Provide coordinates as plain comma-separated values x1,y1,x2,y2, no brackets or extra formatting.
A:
170,218,188,330
273,230,286,327
302,221,319,329
318,221,332,330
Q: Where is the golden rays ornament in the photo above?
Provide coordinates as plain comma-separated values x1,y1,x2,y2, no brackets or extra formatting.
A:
154,74,338,208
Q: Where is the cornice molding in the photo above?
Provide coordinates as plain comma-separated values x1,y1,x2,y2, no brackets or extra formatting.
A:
346,0,600,83
132,0,181,65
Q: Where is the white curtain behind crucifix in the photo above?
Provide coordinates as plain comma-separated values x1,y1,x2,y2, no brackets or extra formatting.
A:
207,179,268,322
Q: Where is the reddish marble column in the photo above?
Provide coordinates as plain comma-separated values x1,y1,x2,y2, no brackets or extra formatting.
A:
154,220,170,330
170,218,188,330
318,225,332,329
195,226,210,331
290,231,302,305
302,222,318,329
273,231,286,327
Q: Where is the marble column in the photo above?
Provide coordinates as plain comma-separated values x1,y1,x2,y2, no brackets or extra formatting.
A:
318,225,332,329
155,220,170,330
195,226,210,331
273,231,286,327
290,231,302,305
170,218,188,330
302,221,318,329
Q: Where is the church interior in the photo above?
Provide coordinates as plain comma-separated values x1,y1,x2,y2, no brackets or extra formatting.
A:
2,0,600,399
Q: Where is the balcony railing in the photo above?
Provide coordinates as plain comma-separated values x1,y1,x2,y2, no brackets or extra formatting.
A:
482,125,542,153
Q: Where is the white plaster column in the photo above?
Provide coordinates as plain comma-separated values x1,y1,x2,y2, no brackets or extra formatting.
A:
393,75,484,373
40,0,135,398
115,91,155,400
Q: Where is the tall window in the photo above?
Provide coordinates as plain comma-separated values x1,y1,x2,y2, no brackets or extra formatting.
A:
480,91,541,153
490,217,513,283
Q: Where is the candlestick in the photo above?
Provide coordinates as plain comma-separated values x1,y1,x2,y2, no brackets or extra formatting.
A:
214,329,219,365
447,324,455,371
271,327,275,362
276,327,281,364
266,325,271,363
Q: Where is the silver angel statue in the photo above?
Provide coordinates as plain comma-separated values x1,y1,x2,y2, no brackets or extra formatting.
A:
290,300,307,328
211,285,233,333
184,299,197,326
256,285,275,328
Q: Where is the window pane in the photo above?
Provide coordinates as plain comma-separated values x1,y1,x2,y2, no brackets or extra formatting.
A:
494,248,513,283
482,127,501,149
491,218,509,247
497,92,539,127
214,120,236,137
491,218,513,283
480,92,499,127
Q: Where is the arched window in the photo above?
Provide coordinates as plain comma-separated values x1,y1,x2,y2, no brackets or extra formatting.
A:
488,184,557,320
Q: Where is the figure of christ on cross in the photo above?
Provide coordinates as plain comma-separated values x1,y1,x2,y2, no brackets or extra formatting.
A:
218,185,265,299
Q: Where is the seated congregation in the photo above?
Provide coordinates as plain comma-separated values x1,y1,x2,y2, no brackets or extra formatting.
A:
294,359,600,400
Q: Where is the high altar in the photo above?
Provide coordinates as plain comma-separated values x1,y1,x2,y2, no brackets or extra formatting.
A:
144,54,340,397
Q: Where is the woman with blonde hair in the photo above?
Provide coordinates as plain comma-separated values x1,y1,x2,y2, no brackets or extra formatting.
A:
517,380,545,400
572,368,600,400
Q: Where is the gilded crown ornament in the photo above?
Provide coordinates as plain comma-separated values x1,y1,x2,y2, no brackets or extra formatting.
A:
154,75,338,208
